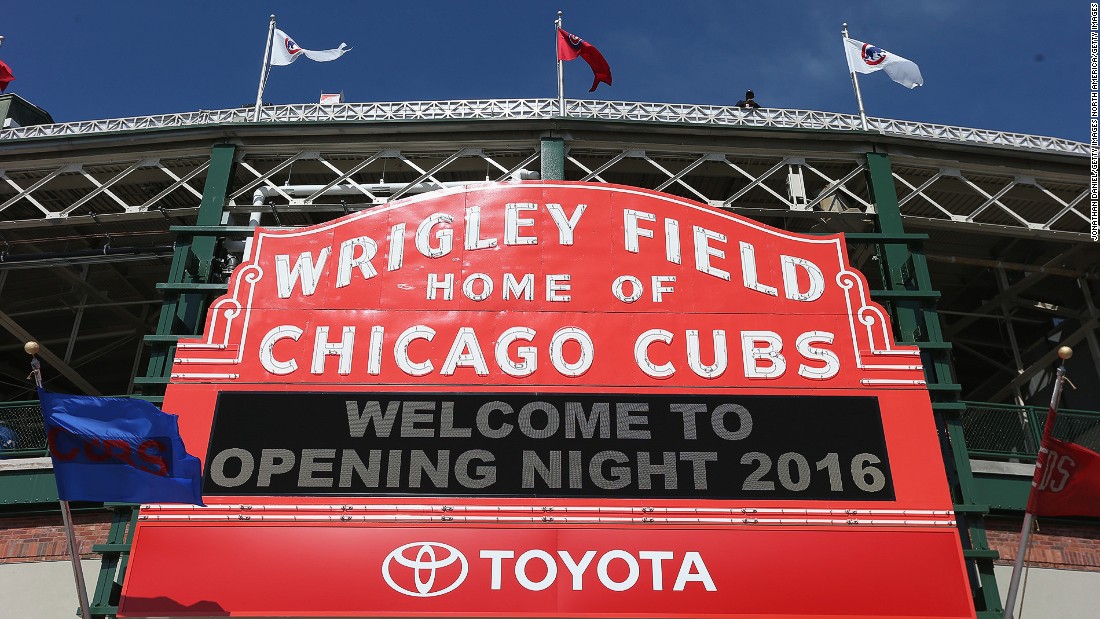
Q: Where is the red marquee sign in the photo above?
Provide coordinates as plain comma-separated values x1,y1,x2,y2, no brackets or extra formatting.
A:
119,182,975,619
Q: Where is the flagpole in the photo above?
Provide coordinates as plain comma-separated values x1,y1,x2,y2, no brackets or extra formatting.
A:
556,11,565,116
841,23,869,131
253,14,277,122
1002,345,1073,619
26,341,92,619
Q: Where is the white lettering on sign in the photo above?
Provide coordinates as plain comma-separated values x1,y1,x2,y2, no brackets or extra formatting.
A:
416,213,454,258
464,206,498,251
496,327,537,377
742,331,786,379
268,203,829,304
259,325,303,375
546,203,586,244
624,209,657,252
505,203,539,245
311,326,355,375
781,255,825,302
695,226,730,281
336,236,378,287
795,331,840,380
618,209,824,297
260,324,598,379
275,248,330,298
251,198,859,382
258,324,839,381
426,272,570,303
632,329,837,381
272,203,589,295
479,548,715,592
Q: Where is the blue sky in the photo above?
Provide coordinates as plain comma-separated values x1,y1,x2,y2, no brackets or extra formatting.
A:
1,1,1087,141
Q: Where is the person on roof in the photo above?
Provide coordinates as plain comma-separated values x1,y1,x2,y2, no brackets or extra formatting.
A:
735,90,761,109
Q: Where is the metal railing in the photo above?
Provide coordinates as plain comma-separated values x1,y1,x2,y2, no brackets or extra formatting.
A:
0,401,45,458
961,401,1100,462
0,99,1087,156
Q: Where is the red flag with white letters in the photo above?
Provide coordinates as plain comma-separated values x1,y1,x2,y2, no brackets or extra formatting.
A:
1030,437,1100,518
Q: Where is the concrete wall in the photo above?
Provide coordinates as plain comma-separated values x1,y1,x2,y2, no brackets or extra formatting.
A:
995,564,1100,619
0,559,99,618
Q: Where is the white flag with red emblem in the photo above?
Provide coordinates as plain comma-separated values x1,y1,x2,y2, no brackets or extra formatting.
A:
844,37,923,89
271,28,350,66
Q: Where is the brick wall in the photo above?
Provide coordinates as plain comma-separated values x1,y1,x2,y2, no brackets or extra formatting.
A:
986,516,1100,572
0,511,112,564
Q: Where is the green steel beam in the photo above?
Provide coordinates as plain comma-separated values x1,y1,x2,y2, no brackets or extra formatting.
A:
865,153,921,341
972,474,1030,511
0,467,59,507
864,151,1003,616
94,144,240,618
192,144,238,281
143,143,238,384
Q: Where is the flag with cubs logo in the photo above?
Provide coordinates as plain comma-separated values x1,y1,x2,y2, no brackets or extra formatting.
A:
844,37,923,89
271,28,351,67
557,28,612,92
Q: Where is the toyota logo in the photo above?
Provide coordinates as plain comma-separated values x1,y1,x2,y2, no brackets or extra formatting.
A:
382,541,468,597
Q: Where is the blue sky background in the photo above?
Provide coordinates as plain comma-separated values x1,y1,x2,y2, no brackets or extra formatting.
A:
1,1,1087,141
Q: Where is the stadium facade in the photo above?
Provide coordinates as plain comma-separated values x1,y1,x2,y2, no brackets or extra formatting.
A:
0,93,1097,618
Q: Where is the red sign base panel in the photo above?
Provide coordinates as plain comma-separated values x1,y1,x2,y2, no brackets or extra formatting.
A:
121,521,972,618
118,182,977,619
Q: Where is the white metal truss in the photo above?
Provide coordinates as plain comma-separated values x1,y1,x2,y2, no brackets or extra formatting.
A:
0,156,207,223
0,99,1086,156
893,165,1090,237
591,151,874,214
227,148,541,210
0,114,1085,243
227,146,876,223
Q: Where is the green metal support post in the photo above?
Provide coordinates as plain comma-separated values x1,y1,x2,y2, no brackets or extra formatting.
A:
138,144,237,387
91,144,238,619
865,152,1003,618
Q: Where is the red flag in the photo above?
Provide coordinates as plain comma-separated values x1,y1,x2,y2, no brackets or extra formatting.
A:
0,60,13,93
1030,437,1100,518
557,28,612,92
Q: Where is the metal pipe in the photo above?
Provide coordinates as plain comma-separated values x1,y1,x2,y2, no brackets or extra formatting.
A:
28,352,93,619
253,15,276,122
556,12,565,116
1003,355,1070,618
841,24,869,131
924,253,1098,280
250,177,538,207
0,244,175,265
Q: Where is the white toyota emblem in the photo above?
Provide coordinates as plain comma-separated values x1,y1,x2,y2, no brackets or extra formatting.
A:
382,541,469,597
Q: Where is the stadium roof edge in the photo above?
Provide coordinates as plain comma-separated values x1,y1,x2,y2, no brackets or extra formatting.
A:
0,99,1086,158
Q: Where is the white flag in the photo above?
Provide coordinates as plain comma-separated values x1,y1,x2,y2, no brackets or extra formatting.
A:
844,37,923,89
270,28,350,67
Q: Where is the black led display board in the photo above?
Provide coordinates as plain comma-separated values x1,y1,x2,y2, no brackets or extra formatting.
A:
203,392,894,500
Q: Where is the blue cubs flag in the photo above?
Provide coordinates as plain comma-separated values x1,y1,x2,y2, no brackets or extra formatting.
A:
39,389,204,505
